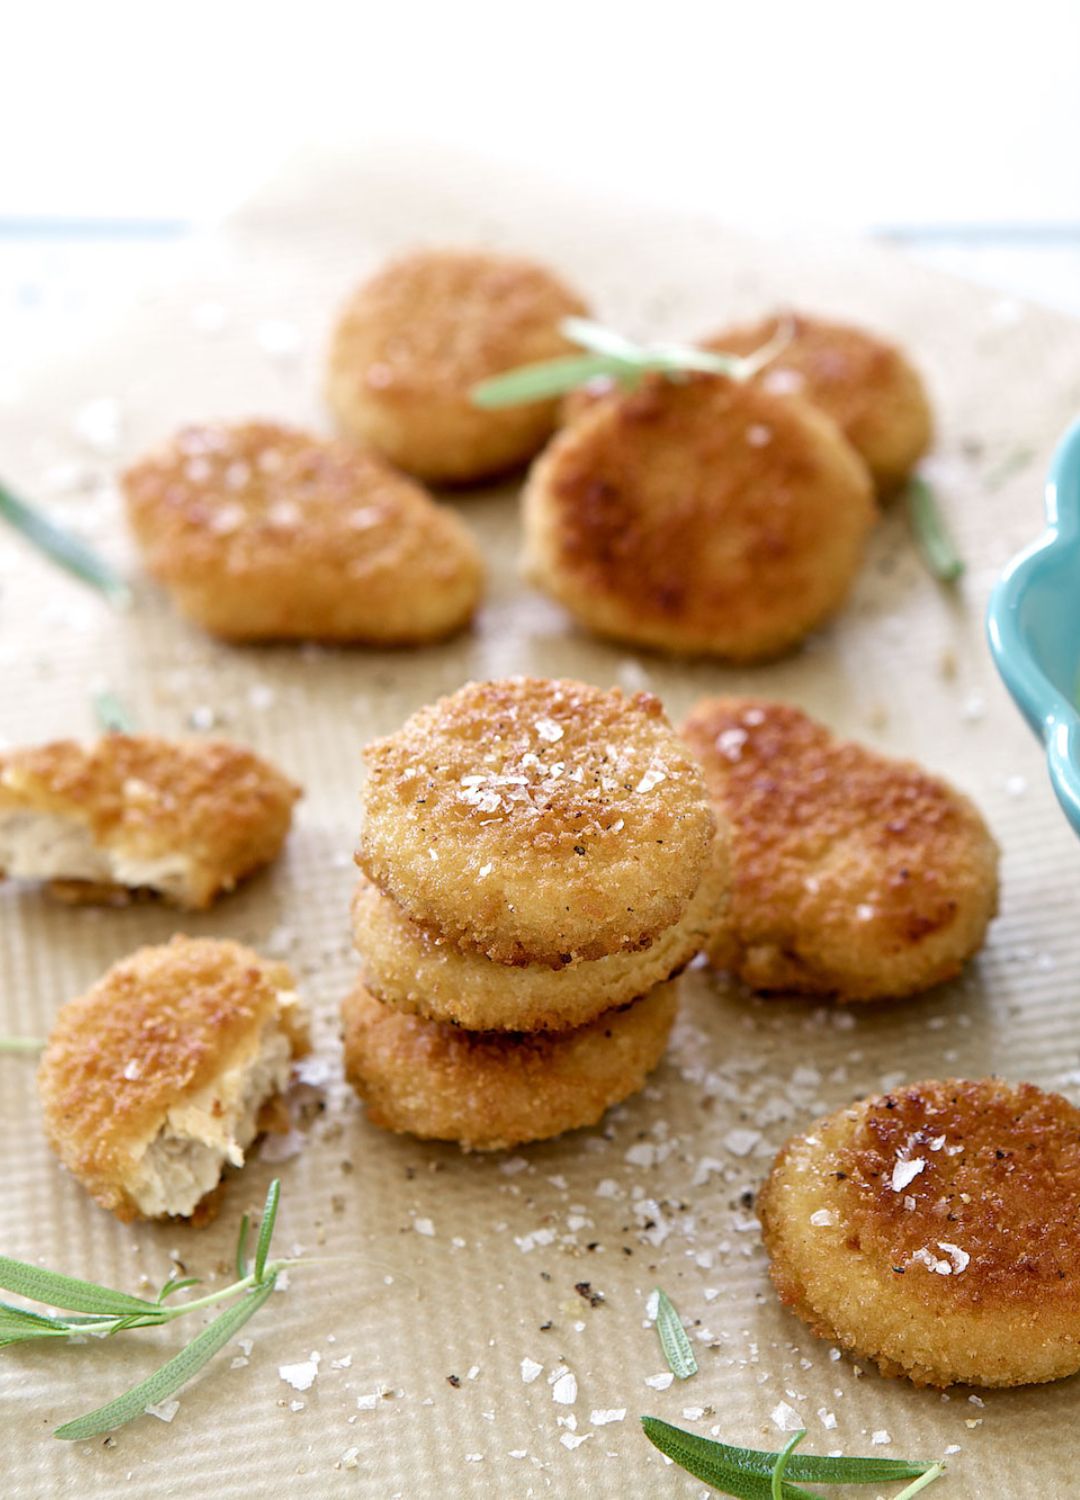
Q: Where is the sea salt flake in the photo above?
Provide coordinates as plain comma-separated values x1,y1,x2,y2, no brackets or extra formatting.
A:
682,1406,705,1419
818,1409,837,1430
551,1371,578,1405
520,1358,543,1384
279,1354,320,1392
414,1218,436,1236
340,1446,360,1469
144,1398,180,1423
645,1372,674,1390
810,1209,836,1227
872,1430,891,1445
771,1401,802,1432
723,1128,762,1157
560,1432,592,1450
890,1158,925,1192
634,768,667,794
534,717,564,742
938,1242,970,1273
591,1408,626,1425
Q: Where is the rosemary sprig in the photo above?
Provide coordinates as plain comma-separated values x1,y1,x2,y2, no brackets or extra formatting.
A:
653,1287,697,1379
0,478,131,608
641,1418,946,1499
93,689,134,734
0,1037,45,1054
905,476,965,584
0,1179,303,1438
470,316,791,409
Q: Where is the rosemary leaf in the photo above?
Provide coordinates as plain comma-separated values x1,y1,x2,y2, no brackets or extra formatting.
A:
0,479,131,608
0,1257,158,1317
471,352,631,408
0,1037,45,1054
772,1430,804,1500
905,477,965,583
54,1279,277,1440
253,1179,281,1282
641,1418,941,1491
156,1277,201,1304
93,689,134,734
654,1288,697,1379
0,1301,72,1342
235,1213,251,1282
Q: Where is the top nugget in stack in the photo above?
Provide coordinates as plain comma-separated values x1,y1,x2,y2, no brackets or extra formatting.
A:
342,676,725,1150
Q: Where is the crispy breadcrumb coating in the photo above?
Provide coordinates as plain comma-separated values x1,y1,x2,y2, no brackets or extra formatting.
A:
341,978,677,1151
326,248,588,484
523,374,875,660
358,677,715,966
759,1079,1080,1387
123,421,483,642
682,698,998,1000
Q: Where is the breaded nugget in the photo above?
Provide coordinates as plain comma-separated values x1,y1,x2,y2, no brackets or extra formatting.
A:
38,936,309,1222
759,1079,1080,1387
522,375,875,660
123,421,483,643
341,978,677,1151
681,699,998,1001
0,734,298,909
326,248,588,484
702,313,932,495
350,823,728,1031
358,677,715,967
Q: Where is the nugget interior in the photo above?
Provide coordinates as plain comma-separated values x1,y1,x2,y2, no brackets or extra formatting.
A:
38,936,309,1221
759,1079,1080,1387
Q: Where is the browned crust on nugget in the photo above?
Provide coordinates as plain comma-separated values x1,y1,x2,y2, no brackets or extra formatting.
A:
523,375,875,660
358,677,714,966
37,936,308,1221
123,421,483,642
0,734,299,909
682,698,998,1000
341,978,678,1150
326,248,588,484
704,313,933,495
759,1079,1080,1386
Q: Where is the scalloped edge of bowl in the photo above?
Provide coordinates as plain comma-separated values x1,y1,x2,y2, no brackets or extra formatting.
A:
987,416,1080,835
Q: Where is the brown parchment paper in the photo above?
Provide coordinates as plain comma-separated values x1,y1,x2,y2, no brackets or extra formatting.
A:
3,141,1080,1500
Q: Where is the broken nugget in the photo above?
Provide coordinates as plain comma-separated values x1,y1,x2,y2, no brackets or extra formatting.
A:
341,977,677,1151
38,936,309,1222
123,420,483,642
326,248,588,484
702,312,933,495
759,1078,1080,1387
0,734,298,909
357,676,716,968
522,375,875,660
682,698,998,1001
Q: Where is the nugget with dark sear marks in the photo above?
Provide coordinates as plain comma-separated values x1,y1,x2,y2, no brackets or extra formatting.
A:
357,677,715,968
702,312,933,495
682,698,998,1001
759,1079,1080,1387
341,977,677,1151
38,936,309,1223
523,375,875,660
326,248,588,484
123,421,483,643
0,734,299,909
350,820,728,1031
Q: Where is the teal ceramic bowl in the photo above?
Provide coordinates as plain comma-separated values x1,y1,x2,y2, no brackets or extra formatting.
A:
987,416,1080,835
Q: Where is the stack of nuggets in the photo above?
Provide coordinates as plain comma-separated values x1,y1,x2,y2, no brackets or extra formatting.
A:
342,676,724,1150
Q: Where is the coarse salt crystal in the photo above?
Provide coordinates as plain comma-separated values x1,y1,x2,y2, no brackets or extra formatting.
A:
634,768,667,794
534,718,564,742
144,1398,180,1423
340,1446,360,1469
891,1158,925,1192
771,1401,802,1432
872,1430,891,1445
414,1218,435,1237
810,1209,835,1227
477,863,492,878
723,1128,762,1157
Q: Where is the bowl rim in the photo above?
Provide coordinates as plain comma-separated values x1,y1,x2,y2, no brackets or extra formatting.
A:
986,415,1080,829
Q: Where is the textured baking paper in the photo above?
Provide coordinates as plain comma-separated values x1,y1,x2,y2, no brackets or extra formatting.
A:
2,141,1080,1499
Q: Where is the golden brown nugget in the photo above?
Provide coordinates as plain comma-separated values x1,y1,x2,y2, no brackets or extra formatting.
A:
522,375,875,661
759,1079,1080,1387
682,699,998,1001
341,978,677,1151
123,421,483,643
326,248,588,484
0,734,299,909
38,936,309,1223
350,823,728,1031
702,313,933,495
358,677,715,967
